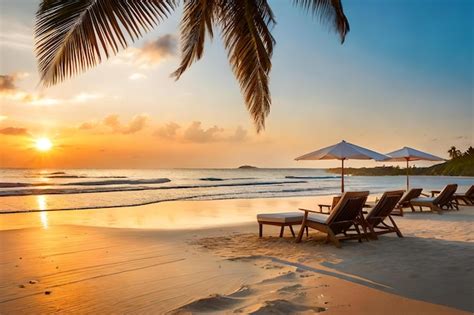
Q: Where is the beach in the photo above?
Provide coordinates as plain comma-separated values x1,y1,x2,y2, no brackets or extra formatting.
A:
1,196,473,314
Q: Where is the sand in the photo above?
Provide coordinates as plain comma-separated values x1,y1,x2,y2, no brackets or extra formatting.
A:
0,196,473,314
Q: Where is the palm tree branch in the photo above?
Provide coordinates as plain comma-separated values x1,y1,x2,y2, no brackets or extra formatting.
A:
218,0,275,132
172,0,217,80
292,0,349,43
35,0,178,86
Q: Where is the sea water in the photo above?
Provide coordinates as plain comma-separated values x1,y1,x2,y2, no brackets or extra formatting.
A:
0,168,472,212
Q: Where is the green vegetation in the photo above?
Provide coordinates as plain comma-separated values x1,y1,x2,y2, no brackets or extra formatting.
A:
238,165,258,169
328,146,474,177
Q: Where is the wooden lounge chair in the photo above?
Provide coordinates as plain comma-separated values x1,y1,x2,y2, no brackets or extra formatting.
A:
365,190,404,238
453,185,474,206
296,191,370,248
391,188,423,216
317,196,340,213
410,184,458,214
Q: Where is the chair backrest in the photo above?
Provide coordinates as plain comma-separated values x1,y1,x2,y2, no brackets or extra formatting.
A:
434,184,458,206
465,185,474,197
326,191,369,232
367,190,404,225
399,188,423,206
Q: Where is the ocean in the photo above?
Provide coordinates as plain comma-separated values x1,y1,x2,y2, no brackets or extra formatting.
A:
0,168,472,213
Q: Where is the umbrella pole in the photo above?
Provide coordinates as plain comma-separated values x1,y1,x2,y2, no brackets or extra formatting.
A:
341,159,344,193
406,158,409,191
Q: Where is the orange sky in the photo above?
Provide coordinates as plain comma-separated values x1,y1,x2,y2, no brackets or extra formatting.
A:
0,1,472,169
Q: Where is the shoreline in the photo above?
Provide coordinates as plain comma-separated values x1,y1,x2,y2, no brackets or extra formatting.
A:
1,196,473,313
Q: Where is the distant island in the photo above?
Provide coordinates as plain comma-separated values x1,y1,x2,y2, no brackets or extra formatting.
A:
238,165,258,169
328,146,474,177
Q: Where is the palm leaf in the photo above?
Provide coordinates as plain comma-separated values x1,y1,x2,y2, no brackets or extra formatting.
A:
172,0,217,79
292,0,349,43
35,0,177,86
217,0,275,132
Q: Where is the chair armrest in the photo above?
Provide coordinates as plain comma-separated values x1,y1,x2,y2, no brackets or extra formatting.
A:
317,204,332,213
298,208,329,215
430,190,441,197
420,192,430,197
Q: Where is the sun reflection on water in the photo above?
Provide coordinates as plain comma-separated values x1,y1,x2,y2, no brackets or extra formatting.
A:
37,195,49,229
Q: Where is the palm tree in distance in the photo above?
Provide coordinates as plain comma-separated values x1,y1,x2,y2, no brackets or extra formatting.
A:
448,146,462,159
35,0,349,132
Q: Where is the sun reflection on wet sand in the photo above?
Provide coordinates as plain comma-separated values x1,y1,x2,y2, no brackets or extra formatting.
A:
37,195,48,229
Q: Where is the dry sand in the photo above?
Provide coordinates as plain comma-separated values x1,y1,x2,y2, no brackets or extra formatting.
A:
0,196,473,314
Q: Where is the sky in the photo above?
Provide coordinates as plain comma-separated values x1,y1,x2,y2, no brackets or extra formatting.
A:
0,0,472,169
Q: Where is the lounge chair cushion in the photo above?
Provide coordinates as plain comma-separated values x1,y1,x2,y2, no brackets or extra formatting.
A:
257,212,304,223
307,213,330,224
411,197,435,203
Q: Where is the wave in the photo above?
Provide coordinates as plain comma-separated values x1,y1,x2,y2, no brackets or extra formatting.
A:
0,178,170,189
33,171,66,176
62,178,171,186
0,180,307,197
199,177,255,181
0,182,51,188
285,176,340,179
0,183,332,213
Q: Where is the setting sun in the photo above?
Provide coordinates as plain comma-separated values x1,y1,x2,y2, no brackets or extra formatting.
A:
35,137,53,152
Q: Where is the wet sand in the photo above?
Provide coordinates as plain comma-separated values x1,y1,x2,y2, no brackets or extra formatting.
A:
1,196,473,314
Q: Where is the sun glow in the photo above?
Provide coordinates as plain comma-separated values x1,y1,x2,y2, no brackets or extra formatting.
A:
35,137,53,152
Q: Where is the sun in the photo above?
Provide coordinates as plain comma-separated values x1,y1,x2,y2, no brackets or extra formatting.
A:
35,137,53,152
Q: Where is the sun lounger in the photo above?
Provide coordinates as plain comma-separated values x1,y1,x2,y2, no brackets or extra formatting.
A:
296,191,370,248
257,212,308,238
365,190,404,238
453,185,474,206
391,188,423,216
410,184,458,214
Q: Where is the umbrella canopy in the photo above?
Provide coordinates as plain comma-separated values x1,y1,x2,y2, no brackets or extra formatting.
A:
384,146,445,190
385,147,444,162
295,140,388,193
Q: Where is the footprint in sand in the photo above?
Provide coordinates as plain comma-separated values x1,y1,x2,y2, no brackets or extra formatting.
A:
248,299,326,314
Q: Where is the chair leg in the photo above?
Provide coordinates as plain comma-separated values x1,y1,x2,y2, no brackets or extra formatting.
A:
433,205,443,215
367,223,378,240
289,225,296,237
327,228,341,248
296,223,306,243
388,216,403,238
259,224,263,238
305,226,309,237
279,226,285,237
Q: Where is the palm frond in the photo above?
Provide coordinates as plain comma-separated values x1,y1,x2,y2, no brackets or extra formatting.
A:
35,0,177,86
292,0,349,43
172,0,217,79
217,0,275,132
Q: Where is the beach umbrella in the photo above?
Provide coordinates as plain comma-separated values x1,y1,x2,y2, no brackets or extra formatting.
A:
295,140,388,193
384,147,444,191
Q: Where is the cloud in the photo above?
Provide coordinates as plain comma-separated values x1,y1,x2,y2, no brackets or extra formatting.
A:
78,121,99,130
129,73,147,80
0,21,33,50
1,73,101,106
0,74,17,92
0,126,29,136
123,115,149,134
103,114,121,132
228,126,248,142
72,92,102,103
183,121,224,143
154,122,249,143
114,34,177,69
154,122,181,139
81,114,150,134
